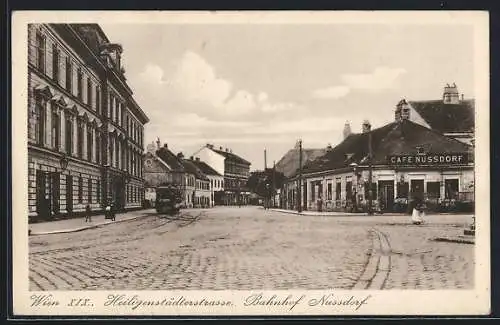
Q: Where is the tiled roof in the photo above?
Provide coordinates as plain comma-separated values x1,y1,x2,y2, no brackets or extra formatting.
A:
298,119,473,175
181,159,209,181
155,147,185,172
212,149,251,165
409,99,475,133
190,160,222,176
275,148,327,178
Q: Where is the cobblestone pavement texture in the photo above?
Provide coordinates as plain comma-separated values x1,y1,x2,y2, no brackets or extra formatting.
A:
29,207,474,291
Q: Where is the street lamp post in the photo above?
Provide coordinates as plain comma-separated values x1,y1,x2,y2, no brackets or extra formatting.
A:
368,131,373,216
297,139,303,213
350,162,358,213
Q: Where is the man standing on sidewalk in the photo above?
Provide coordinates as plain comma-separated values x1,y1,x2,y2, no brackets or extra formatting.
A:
85,204,92,223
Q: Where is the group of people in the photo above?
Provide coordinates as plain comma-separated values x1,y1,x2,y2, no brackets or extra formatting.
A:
84,203,116,222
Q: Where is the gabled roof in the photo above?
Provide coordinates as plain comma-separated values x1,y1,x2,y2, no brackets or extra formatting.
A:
409,99,475,134
275,147,326,178
155,146,185,172
144,151,171,171
298,119,473,176
190,160,222,176
212,148,251,165
181,159,209,181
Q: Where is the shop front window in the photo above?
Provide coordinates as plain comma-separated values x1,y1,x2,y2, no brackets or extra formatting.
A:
346,181,352,201
426,182,440,199
397,182,409,198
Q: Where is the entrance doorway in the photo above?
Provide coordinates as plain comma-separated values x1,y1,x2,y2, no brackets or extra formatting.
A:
410,179,424,200
36,170,50,219
302,183,307,211
445,179,459,199
112,176,125,210
378,180,394,212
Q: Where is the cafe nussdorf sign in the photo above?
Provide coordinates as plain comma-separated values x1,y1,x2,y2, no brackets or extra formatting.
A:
387,153,469,166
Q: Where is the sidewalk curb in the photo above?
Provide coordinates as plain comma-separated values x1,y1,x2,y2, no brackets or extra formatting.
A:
267,208,369,217
30,214,148,236
266,208,473,218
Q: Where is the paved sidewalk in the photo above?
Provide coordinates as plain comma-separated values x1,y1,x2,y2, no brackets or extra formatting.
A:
267,208,362,216
29,209,157,236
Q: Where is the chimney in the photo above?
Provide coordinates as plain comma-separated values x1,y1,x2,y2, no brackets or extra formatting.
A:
177,152,184,159
343,121,352,139
156,137,161,149
226,148,229,152
362,120,371,133
461,94,464,101
190,156,194,160
326,143,332,151
220,146,223,150
443,82,460,104
163,143,168,149
196,157,200,161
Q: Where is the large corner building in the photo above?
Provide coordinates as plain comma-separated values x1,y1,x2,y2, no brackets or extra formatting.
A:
28,24,149,221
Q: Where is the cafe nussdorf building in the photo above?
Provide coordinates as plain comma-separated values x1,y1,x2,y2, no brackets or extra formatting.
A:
282,85,474,213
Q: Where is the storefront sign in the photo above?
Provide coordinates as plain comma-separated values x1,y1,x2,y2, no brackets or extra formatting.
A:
387,153,468,166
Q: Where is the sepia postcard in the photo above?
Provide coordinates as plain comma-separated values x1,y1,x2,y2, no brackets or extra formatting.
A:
11,11,490,317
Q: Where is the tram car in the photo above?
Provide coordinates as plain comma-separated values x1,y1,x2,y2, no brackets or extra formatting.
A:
155,183,183,215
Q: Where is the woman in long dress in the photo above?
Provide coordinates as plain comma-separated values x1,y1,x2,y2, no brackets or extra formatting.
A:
411,196,425,225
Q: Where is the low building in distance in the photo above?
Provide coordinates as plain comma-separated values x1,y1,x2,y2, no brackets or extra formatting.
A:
193,144,251,205
181,157,211,208
190,157,224,207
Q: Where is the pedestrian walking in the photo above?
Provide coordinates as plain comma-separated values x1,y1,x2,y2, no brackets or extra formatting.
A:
110,203,116,221
85,204,92,222
105,204,111,220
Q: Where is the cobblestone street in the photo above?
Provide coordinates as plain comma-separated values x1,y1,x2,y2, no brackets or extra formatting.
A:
29,207,474,291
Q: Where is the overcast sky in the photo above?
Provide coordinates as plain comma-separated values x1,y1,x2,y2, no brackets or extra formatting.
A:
100,23,474,171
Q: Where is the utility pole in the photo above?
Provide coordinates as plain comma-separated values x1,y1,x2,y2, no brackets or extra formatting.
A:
272,160,276,208
264,149,267,170
368,130,373,215
298,139,303,213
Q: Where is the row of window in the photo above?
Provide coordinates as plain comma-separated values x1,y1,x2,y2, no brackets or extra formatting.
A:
210,179,224,189
108,134,143,177
34,28,144,148
35,31,100,113
309,179,460,201
109,92,144,147
225,178,245,189
34,94,143,178
195,197,210,206
196,181,210,190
